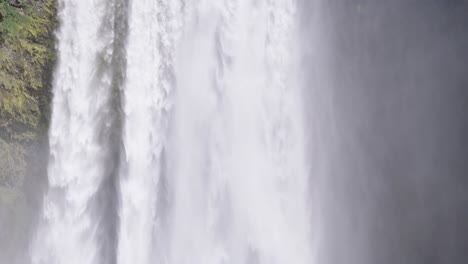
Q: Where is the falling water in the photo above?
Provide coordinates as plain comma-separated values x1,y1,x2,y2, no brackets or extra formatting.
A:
166,1,311,263
117,0,177,263
30,0,116,264
31,0,312,263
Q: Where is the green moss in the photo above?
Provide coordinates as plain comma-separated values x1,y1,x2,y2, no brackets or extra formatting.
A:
0,0,57,143
0,3,54,258
0,0,57,188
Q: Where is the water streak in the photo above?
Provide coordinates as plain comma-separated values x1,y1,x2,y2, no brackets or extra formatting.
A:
31,0,116,263
32,1,311,263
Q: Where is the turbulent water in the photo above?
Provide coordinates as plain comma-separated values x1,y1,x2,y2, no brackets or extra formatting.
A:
31,0,312,263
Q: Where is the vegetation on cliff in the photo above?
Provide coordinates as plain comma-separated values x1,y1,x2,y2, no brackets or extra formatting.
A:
0,1,56,260
0,0,57,188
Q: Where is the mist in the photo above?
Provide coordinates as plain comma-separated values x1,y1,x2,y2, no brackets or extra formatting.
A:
300,0,468,263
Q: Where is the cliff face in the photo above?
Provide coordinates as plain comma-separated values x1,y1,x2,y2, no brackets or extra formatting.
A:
0,0,57,260
0,0,56,187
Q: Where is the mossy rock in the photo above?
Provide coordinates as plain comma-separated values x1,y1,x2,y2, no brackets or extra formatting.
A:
0,0,57,144
0,185,24,209
0,138,26,187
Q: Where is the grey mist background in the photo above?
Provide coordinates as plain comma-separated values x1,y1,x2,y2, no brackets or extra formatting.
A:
300,0,468,263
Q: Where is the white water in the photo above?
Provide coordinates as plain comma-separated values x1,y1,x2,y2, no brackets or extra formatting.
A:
30,0,115,263
117,0,177,263
31,0,312,263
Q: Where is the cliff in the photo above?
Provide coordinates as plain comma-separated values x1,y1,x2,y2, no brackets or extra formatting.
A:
0,0,56,186
0,0,57,260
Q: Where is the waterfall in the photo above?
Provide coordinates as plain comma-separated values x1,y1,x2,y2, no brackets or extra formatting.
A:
117,0,177,263
31,0,312,263
30,0,116,263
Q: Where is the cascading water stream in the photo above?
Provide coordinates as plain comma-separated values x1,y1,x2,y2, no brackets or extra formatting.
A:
30,0,116,264
117,1,178,263
31,0,312,263
166,1,311,263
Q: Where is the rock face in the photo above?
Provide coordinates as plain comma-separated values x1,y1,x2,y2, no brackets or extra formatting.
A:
0,0,56,185
0,1,57,262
